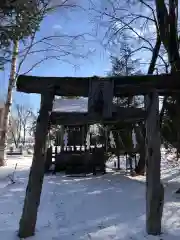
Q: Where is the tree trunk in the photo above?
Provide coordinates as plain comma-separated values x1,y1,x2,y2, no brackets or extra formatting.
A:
117,155,120,169
135,147,145,175
23,125,26,146
133,36,161,174
11,130,19,149
155,0,180,193
145,92,164,235
18,92,54,238
112,131,121,169
0,40,19,166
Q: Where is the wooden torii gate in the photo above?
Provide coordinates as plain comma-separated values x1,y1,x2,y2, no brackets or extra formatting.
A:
16,73,180,238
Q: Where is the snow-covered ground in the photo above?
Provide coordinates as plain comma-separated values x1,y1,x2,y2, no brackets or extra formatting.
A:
0,151,180,239
0,156,32,190
107,148,180,187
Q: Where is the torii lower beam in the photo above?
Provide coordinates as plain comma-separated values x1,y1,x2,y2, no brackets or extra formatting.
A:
50,107,146,126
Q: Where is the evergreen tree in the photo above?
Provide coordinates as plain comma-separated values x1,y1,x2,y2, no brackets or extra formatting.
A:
104,43,145,172
0,0,48,68
110,44,141,77
109,42,142,107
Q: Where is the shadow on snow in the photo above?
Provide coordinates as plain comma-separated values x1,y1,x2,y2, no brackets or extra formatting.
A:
0,169,179,239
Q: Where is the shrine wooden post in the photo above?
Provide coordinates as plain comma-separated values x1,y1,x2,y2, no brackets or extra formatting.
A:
145,91,164,235
18,91,54,238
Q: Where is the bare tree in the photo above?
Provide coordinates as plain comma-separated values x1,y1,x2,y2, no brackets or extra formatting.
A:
8,113,22,148
0,0,91,166
8,103,34,148
89,0,168,71
27,111,38,138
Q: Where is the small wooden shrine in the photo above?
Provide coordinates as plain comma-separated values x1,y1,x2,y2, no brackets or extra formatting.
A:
46,97,143,175
16,72,180,237
45,98,93,174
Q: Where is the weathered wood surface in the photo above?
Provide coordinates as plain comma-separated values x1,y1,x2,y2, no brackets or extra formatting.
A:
145,92,164,235
17,73,180,96
134,124,146,175
18,91,54,238
44,146,53,173
88,79,114,118
50,107,146,125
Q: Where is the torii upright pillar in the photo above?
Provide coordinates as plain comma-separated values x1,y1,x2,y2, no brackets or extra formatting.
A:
18,91,54,238
145,91,164,235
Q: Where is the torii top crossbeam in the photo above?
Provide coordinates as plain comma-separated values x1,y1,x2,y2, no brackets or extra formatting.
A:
16,73,180,97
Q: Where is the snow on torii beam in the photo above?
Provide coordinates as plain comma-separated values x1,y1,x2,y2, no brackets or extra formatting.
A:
16,73,180,97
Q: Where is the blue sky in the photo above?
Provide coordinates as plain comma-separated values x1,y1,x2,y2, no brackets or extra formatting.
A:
0,1,111,111
0,0,158,113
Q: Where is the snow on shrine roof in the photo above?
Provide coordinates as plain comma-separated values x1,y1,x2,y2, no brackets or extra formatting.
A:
52,98,88,112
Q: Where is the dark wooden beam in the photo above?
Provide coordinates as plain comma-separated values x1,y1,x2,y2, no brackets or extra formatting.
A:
50,107,146,125
18,91,54,238
16,73,180,96
145,92,164,235
17,75,89,96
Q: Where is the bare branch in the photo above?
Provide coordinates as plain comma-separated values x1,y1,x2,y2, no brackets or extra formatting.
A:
16,33,36,77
